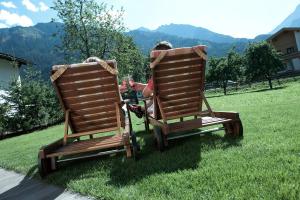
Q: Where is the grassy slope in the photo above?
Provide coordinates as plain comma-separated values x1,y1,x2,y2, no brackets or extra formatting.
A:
0,81,299,200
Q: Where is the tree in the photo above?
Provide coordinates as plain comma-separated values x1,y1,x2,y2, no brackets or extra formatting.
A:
207,49,244,95
245,41,285,89
53,0,125,60
0,67,63,133
52,0,145,82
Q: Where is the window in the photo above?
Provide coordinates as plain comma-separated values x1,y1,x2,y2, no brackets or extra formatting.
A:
287,47,295,54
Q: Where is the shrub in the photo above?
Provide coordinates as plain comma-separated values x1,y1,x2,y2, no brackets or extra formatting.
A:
0,67,63,133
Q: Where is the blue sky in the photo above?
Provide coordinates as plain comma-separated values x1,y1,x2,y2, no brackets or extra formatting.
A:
0,0,299,38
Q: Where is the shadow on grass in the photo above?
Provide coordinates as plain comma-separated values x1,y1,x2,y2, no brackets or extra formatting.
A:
44,130,242,188
107,130,242,186
206,86,287,99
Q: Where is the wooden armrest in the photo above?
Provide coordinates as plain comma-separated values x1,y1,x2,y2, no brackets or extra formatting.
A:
213,111,240,120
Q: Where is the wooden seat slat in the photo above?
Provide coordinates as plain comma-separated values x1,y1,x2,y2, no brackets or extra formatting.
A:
156,64,202,77
57,71,114,84
71,111,116,121
73,117,117,127
165,107,200,119
46,135,123,158
58,78,115,91
160,91,201,101
70,107,116,117
74,123,118,132
161,96,201,107
64,92,118,105
157,77,202,90
62,135,123,150
156,58,202,71
163,102,200,113
156,71,201,85
67,102,115,111
165,111,202,121
62,68,108,78
159,83,200,96
168,117,232,133
71,127,119,138
152,52,199,63
61,84,116,98
61,63,115,76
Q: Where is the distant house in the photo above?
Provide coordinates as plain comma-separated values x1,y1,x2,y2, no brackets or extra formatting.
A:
267,27,300,71
0,52,28,90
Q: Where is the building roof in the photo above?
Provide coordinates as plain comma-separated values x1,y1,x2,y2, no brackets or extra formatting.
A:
267,27,300,42
0,52,29,66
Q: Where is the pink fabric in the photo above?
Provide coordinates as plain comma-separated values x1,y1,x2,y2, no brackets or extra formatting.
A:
146,77,154,91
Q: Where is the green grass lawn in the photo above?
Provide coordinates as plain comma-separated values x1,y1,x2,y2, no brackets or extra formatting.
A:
1,80,300,200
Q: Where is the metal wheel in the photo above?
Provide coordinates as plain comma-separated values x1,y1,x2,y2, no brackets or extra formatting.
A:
154,126,164,152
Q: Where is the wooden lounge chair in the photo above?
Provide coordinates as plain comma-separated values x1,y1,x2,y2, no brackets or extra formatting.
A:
38,60,139,177
143,45,243,151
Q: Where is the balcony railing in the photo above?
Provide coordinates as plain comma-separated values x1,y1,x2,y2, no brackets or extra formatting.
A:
282,51,300,60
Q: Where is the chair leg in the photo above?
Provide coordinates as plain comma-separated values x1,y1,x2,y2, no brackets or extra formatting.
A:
125,145,132,158
50,157,57,171
144,116,150,134
223,123,234,137
224,120,243,138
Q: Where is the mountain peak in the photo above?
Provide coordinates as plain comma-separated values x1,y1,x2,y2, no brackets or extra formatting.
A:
154,23,242,43
271,4,300,33
135,27,151,32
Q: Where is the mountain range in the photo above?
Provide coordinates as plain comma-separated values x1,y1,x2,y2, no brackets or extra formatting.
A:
272,4,300,33
0,3,299,79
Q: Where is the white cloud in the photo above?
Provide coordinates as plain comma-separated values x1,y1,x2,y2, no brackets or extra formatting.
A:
0,9,33,27
22,0,38,12
39,2,49,12
0,22,8,28
0,1,17,8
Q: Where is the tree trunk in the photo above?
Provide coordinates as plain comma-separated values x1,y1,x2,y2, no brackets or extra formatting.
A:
223,81,227,95
267,78,273,89
277,78,281,85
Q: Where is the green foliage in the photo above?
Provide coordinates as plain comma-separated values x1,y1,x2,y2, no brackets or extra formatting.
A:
0,67,63,132
52,0,146,82
245,41,285,89
0,103,9,133
207,48,244,95
109,35,147,82
53,0,125,60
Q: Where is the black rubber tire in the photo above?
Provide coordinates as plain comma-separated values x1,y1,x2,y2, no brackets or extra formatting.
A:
154,126,164,152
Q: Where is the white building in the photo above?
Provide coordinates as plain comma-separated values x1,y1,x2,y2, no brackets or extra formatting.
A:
0,53,28,103
0,53,28,89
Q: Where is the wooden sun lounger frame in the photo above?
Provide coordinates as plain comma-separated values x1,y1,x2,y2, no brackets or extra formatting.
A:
38,60,139,177
143,46,243,151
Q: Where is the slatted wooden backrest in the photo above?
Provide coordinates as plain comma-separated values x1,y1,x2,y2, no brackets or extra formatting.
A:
51,60,124,134
150,45,207,121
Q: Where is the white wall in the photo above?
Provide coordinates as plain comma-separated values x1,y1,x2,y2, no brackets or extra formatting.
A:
294,31,300,51
292,58,300,70
0,59,20,90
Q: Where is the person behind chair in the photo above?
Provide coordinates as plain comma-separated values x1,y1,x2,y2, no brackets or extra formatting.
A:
128,41,173,118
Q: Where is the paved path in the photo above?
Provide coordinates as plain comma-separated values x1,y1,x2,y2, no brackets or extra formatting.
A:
0,168,93,200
